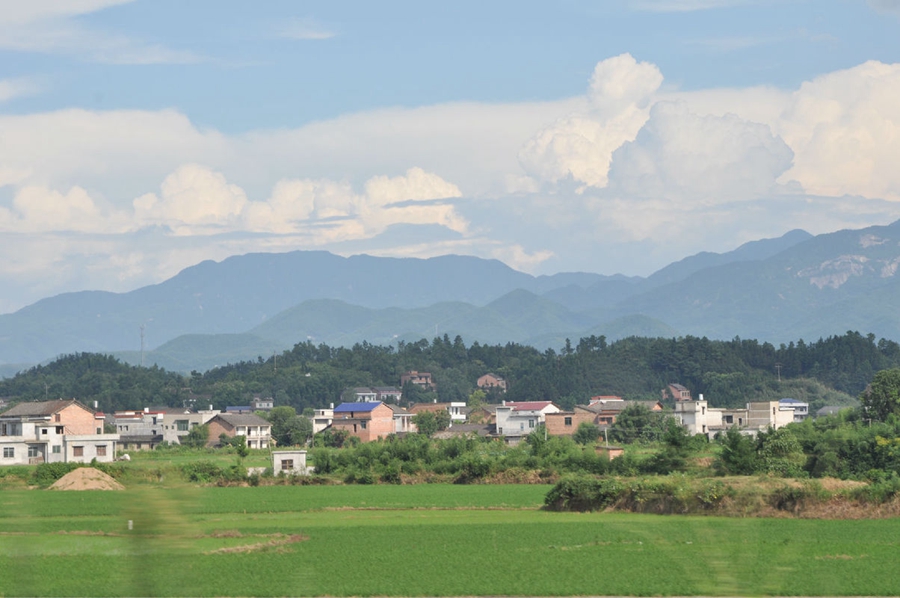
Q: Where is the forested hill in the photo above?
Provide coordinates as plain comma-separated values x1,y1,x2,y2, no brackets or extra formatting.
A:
2,332,897,416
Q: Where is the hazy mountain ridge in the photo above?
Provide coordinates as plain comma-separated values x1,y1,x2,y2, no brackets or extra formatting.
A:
3,220,900,373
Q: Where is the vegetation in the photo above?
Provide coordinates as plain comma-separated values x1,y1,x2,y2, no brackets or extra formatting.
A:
2,331,892,416
1,485,900,596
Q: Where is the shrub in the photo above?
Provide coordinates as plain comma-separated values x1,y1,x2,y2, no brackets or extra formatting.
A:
181,460,223,483
544,475,624,512
31,462,79,487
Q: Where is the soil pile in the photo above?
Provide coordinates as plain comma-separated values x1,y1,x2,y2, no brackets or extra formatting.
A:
49,467,124,491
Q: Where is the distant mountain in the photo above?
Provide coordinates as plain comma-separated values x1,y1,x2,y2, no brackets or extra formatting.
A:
3,221,900,374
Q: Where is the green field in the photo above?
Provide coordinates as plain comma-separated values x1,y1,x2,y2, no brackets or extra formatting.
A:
2,484,899,597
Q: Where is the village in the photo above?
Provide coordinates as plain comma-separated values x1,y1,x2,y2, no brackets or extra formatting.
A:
0,369,815,470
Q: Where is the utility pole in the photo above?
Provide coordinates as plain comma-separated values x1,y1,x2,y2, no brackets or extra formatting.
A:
775,363,782,382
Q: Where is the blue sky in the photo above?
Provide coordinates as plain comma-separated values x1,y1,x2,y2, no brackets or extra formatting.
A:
1,0,900,313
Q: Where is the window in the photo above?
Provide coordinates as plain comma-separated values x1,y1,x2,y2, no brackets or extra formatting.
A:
42,428,48,435
96,445,107,457
564,417,573,426
54,414,61,422
73,446,84,457
52,445,61,454
96,427,102,434
176,420,189,432
56,426,63,434
360,420,367,430
2,447,13,458
529,419,535,428
27,446,40,458
281,459,293,471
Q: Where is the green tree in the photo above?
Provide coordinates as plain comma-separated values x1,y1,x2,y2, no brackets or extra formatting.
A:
573,421,600,445
714,426,759,475
181,424,209,449
266,406,313,446
413,411,439,436
861,368,900,421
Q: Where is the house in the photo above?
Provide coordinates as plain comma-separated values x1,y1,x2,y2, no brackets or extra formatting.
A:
251,396,274,411
272,450,310,475
674,396,794,437
349,386,403,404
312,406,334,434
330,402,394,442
583,399,628,426
408,401,468,423
477,373,507,392
590,395,623,404
0,399,119,465
400,371,436,391
663,383,692,402
388,404,416,434
114,406,218,449
779,398,809,422
206,413,272,449
226,406,253,414
374,386,403,403
494,401,561,443
545,406,597,436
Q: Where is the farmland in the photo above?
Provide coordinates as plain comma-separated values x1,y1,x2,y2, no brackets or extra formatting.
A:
2,484,899,597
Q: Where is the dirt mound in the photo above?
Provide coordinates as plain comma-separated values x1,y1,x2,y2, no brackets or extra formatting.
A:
49,467,124,491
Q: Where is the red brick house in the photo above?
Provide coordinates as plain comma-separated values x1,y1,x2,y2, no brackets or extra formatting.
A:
477,373,507,392
206,413,272,449
330,402,394,442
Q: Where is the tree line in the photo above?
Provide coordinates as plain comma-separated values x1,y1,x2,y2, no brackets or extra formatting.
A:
1,331,898,415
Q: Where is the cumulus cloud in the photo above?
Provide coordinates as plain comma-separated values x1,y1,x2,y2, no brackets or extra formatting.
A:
518,54,662,188
776,60,900,202
133,164,249,234
607,102,794,201
364,167,461,206
0,184,128,233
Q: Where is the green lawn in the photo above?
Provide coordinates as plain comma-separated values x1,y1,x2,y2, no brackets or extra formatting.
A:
1,485,898,596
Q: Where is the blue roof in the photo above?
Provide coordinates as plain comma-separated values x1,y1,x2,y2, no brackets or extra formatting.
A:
334,402,381,413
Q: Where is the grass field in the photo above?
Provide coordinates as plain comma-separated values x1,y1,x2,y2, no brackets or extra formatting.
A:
2,484,899,597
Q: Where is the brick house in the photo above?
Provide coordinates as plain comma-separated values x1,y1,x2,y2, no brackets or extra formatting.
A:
663,383,692,402
206,413,272,449
400,371,436,391
544,406,597,436
477,373,507,392
408,401,467,423
330,402,394,442
0,399,118,465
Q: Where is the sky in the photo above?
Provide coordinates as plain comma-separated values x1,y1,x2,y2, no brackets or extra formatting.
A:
1,0,900,313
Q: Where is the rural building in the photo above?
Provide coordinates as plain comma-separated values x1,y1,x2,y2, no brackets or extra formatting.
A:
272,450,310,475
114,406,219,449
477,373,507,392
388,404,416,434
779,398,809,422
495,401,560,442
331,402,394,442
312,407,334,434
0,399,119,465
675,397,794,437
251,396,274,411
663,383,692,402
408,401,468,423
206,413,272,449
348,386,403,404
544,406,597,436
400,371,436,391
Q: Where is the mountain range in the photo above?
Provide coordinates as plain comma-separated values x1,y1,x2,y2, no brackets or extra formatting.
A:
2,220,899,374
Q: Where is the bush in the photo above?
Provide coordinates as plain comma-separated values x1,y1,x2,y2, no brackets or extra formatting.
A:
544,475,624,511
31,462,79,487
181,460,223,483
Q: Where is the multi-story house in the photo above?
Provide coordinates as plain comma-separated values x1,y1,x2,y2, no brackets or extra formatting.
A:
0,399,119,465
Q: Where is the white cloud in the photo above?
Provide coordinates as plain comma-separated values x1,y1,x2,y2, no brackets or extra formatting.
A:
134,164,249,234
275,17,336,40
776,60,900,202
0,77,43,102
868,0,900,16
518,54,662,188
0,0,200,64
607,101,794,201
364,167,461,206
628,0,751,12
0,184,128,233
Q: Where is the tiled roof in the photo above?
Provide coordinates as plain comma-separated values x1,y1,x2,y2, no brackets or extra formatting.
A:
213,413,271,427
334,402,382,413
0,399,81,417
